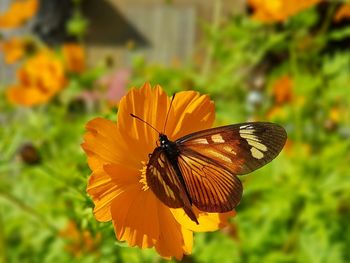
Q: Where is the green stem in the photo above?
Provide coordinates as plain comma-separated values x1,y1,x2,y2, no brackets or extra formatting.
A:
0,191,58,233
0,212,6,263
38,165,87,200
319,3,337,36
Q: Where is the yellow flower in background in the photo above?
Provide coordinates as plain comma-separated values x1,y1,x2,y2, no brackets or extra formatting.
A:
62,43,86,73
329,107,341,123
334,3,350,23
272,75,293,105
6,49,66,106
0,37,26,64
0,0,38,29
248,0,321,23
266,105,288,121
82,83,235,260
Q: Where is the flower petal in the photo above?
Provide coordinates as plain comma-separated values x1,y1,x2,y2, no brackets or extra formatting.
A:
116,83,171,167
181,227,193,255
87,169,119,222
87,164,139,222
111,188,160,248
106,165,192,259
171,207,236,232
82,117,138,170
167,91,215,140
154,206,193,260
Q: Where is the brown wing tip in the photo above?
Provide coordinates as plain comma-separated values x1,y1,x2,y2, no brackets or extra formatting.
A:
184,206,199,224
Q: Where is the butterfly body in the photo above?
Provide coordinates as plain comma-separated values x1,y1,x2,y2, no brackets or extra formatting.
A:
144,122,287,224
159,134,180,160
154,134,197,222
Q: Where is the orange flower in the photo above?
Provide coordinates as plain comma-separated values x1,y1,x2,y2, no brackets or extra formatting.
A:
6,49,66,106
248,0,321,23
272,75,293,105
60,220,101,258
0,37,26,64
0,0,38,29
82,83,235,260
62,43,86,73
334,3,350,23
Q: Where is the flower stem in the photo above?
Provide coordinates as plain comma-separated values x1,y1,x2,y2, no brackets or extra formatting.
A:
0,212,6,263
0,190,58,233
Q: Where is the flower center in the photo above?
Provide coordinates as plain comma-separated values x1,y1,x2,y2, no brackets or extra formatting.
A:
139,161,149,191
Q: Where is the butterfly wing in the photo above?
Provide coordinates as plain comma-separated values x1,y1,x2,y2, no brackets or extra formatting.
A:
146,148,183,208
146,122,286,218
146,147,199,223
174,122,286,212
177,151,242,212
177,122,287,175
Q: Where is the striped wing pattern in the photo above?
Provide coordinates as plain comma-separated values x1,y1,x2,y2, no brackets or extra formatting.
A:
146,148,184,208
146,122,287,223
177,122,287,175
146,147,199,223
178,150,242,212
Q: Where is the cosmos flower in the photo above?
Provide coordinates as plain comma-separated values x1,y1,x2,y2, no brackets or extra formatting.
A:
0,37,26,64
248,0,321,23
6,49,66,106
267,75,294,121
271,75,293,105
60,220,101,258
62,43,86,74
0,0,38,29
82,83,235,260
334,3,350,23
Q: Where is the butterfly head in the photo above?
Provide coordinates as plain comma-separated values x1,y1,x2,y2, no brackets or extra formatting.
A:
159,134,169,146
159,133,179,158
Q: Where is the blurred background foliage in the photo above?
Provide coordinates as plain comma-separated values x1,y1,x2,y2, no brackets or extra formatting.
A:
0,0,350,262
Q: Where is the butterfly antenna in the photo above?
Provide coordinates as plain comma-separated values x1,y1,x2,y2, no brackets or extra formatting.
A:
163,93,176,133
130,113,161,134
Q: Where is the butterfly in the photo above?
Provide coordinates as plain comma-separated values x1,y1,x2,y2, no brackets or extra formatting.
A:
131,95,287,224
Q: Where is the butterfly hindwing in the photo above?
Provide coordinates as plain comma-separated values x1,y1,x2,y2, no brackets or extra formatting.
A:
177,149,243,212
177,122,287,175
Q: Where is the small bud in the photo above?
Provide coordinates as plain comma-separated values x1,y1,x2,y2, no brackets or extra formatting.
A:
19,143,40,165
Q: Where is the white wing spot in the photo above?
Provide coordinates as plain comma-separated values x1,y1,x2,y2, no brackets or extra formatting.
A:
240,125,267,158
250,147,264,159
240,124,252,129
211,134,225,143
248,141,267,152
239,129,254,134
240,133,260,141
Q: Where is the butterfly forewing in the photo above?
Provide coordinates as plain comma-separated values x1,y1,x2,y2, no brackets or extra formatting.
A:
177,122,287,175
146,147,199,223
146,148,184,208
178,150,242,212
